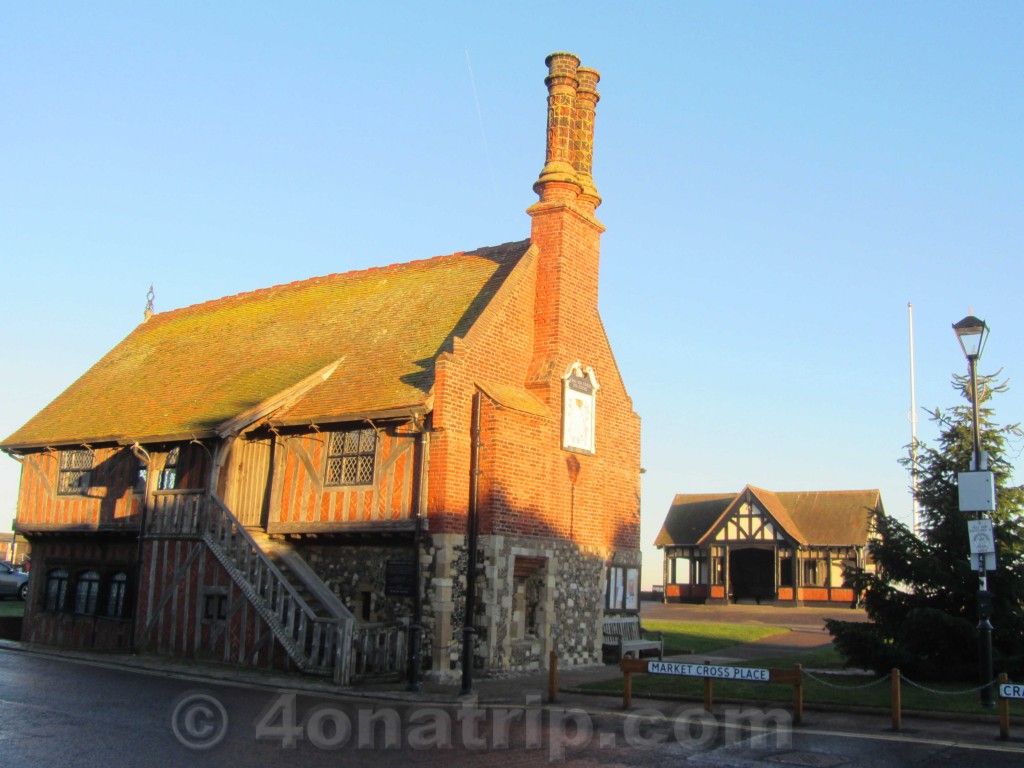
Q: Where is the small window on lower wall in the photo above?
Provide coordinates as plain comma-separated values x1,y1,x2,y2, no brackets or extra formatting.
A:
605,566,639,612
45,568,70,611
74,570,101,614
107,572,129,617
202,588,228,622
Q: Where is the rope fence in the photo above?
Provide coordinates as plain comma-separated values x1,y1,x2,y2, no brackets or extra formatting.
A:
804,670,891,690
613,657,1024,739
900,675,995,696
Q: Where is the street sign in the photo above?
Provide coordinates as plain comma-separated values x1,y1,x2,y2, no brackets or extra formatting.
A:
1000,683,1024,700
967,519,997,571
647,660,770,682
968,519,996,555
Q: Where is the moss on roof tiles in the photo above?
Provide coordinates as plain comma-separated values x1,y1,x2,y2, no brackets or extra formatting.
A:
3,240,530,448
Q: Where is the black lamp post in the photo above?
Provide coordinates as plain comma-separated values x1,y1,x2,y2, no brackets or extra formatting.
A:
952,314,994,708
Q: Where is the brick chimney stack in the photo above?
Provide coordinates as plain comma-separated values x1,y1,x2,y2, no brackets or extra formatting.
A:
572,66,601,212
533,52,582,202
527,52,605,401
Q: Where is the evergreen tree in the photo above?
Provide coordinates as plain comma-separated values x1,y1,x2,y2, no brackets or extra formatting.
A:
827,372,1024,680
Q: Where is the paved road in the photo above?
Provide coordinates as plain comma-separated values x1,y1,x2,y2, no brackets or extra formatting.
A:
2,648,1023,767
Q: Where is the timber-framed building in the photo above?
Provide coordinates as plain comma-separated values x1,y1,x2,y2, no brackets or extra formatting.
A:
655,486,881,607
1,52,641,684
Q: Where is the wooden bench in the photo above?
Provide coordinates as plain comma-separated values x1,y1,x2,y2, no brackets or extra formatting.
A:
602,615,664,662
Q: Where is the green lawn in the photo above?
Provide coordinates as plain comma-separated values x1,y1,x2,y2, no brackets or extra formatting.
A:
588,621,1006,717
0,601,25,618
642,620,789,655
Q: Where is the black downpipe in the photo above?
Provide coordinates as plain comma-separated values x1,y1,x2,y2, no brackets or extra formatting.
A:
128,444,153,654
406,428,427,691
461,393,482,695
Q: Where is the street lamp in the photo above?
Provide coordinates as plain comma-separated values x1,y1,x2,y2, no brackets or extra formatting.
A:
953,315,989,469
952,314,994,708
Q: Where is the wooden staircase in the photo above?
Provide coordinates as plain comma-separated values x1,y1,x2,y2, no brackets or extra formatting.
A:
148,493,356,679
146,490,407,683
201,495,355,680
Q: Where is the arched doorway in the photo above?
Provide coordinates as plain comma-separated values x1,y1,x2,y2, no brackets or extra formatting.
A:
729,547,774,603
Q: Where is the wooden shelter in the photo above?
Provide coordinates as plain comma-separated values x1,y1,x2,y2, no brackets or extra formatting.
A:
655,486,881,606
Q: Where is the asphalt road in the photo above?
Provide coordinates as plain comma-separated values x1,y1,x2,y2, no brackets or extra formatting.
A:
2,647,1024,767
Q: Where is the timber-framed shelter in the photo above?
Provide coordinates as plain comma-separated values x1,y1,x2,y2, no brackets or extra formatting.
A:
655,486,881,607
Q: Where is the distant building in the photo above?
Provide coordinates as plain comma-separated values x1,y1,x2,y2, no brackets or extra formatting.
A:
0,533,30,569
0,52,641,682
655,486,881,606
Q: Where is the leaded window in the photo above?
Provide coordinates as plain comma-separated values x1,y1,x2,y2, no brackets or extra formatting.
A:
158,447,179,490
74,570,101,614
45,568,69,611
135,456,148,494
325,428,376,486
58,449,93,495
107,572,128,617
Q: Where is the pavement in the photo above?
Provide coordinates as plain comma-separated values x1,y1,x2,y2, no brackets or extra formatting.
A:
0,601,992,713
5,602,1022,764
0,600,868,705
0,601,856,703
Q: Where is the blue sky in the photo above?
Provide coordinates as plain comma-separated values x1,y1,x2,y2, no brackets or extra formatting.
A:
2,2,1021,586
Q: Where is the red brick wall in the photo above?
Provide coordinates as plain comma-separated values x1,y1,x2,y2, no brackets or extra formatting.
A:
427,200,641,552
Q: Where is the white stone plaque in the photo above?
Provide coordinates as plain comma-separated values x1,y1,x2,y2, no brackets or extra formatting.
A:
562,362,599,455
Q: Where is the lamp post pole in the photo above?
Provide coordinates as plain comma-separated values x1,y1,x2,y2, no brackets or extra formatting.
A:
953,314,994,709
969,351,994,709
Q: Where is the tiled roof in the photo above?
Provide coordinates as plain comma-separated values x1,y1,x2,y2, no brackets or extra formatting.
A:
656,487,881,548
654,494,734,547
3,240,530,449
476,379,549,417
773,489,880,546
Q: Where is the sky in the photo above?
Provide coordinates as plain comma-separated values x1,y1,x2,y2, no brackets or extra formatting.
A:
1,2,1021,587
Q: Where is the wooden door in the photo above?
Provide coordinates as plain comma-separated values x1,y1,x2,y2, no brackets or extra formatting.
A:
228,436,274,528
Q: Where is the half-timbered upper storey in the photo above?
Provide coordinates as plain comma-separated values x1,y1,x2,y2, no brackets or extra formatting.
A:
1,241,532,534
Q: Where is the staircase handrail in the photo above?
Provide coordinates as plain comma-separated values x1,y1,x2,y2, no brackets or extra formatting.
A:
203,492,340,674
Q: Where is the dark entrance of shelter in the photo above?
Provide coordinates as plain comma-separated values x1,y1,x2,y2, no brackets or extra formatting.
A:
729,548,774,604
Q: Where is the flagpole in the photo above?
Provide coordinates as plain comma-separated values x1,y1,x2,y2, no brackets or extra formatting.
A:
908,302,919,536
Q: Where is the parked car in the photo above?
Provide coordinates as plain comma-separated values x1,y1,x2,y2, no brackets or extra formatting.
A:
0,562,29,601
